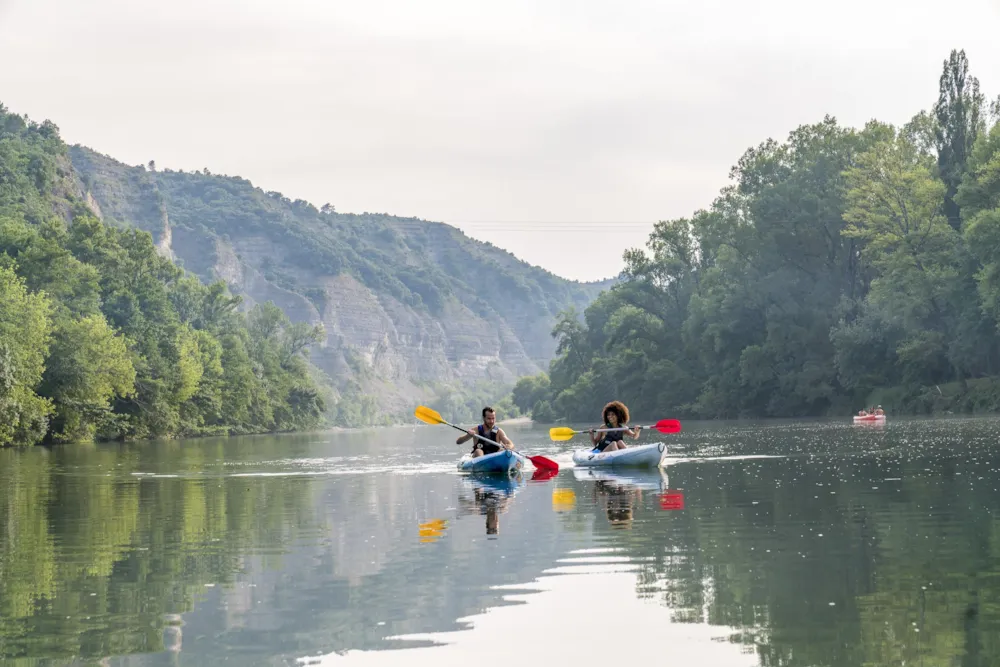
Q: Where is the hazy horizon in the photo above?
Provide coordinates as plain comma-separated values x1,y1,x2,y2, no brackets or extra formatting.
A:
1,0,999,282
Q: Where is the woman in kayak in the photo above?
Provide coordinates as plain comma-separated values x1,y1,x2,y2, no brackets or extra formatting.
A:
589,401,642,452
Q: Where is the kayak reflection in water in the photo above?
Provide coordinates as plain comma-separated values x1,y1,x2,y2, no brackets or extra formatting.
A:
456,406,515,458
458,474,520,537
589,401,642,452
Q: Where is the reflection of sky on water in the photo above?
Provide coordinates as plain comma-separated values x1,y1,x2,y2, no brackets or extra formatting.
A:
299,569,755,667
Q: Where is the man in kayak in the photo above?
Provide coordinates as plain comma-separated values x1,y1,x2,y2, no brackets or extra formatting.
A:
456,407,515,458
590,401,642,452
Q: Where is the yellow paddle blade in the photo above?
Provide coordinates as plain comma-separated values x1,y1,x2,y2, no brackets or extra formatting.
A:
414,405,445,425
418,518,448,543
549,426,578,441
552,488,576,511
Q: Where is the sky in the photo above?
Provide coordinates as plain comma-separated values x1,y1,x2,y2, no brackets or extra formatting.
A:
1,0,999,282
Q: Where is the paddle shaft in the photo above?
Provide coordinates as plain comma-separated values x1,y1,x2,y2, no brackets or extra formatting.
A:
588,425,649,434
415,405,558,471
449,420,509,450
451,420,559,471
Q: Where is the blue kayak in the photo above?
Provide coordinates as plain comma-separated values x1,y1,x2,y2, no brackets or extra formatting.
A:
457,449,526,474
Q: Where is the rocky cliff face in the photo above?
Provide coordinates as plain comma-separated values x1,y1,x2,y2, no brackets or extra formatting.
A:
69,146,611,420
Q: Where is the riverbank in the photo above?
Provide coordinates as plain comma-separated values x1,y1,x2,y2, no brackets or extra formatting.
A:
498,416,533,426
865,377,1000,416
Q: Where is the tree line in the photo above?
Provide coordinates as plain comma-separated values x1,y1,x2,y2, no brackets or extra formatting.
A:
513,49,1000,422
0,103,327,446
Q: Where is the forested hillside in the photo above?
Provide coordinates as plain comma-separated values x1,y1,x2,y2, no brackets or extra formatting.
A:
0,104,327,445
513,50,1000,422
0,95,610,444
69,147,610,426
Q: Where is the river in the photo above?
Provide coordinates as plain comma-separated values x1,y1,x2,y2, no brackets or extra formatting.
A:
2,416,1000,666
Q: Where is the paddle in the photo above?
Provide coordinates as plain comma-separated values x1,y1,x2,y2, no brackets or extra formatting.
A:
548,419,682,441
414,406,560,472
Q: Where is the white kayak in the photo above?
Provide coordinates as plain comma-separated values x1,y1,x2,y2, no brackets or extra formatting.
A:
571,442,667,468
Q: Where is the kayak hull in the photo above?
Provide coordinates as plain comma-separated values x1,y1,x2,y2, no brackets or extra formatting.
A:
853,414,886,423
457,449,526,474
571,442,667,468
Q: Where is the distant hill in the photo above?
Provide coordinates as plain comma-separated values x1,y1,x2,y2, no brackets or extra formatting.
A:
70,147,613,423
0,103,330,444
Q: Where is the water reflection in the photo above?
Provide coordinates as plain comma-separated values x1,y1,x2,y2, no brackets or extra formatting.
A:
456,473,525,537
4,418,1000,666
573,468,669,529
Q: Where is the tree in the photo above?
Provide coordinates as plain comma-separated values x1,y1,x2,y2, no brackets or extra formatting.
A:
0,264,53,446
934,49,985,231
957,119,1000,323
842,122,965,383
40,314,136,441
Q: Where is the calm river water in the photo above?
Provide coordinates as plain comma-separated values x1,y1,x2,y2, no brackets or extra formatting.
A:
3,416,1000,666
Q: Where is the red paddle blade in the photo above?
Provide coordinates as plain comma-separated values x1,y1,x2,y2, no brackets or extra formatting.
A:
653,419,682,434
660,491,685,510
530,467,558,482
528,455,559,472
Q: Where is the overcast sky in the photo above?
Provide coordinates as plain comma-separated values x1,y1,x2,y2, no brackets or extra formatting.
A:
1,0,999,282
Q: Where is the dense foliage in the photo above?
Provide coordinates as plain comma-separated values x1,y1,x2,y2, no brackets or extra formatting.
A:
0,103,326,446
515,50,1000,421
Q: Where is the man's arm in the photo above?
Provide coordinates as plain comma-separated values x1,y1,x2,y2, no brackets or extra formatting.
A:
497,428,515,449
456,429,476,445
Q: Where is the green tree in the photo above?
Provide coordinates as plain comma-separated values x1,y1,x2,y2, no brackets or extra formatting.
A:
958,119,1000,324
842,122,965,384
40,314,136,441
0,264,53,446
934,48,986,230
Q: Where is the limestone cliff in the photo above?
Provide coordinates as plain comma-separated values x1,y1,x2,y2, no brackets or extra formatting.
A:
69,146,611,420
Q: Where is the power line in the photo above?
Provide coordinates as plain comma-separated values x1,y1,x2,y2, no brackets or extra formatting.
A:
448,221,657,225
382,220,657,232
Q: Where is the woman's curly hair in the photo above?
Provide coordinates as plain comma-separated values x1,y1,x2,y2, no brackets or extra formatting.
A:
602,401,630,425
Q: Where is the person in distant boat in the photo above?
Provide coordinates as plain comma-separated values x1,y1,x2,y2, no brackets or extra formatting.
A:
858,409,869,417
590,401,642,452
456,406,514,457
875,405,884,416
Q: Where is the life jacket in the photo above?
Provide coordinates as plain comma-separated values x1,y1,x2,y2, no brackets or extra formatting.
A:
477,424,501,451
599,423,626,446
